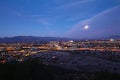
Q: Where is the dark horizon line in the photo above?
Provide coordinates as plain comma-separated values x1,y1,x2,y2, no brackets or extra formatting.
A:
0,35,120,40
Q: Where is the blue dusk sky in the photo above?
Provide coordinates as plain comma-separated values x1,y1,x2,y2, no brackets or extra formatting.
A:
0,0,120,38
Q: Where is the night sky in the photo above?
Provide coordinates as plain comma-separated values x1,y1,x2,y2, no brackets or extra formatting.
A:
0,0,120,39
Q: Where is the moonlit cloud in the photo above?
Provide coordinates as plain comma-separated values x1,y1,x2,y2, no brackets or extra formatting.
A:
65,6,120,39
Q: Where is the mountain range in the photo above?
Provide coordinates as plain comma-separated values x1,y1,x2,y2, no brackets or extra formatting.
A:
0,35,120,43
0,36,71,43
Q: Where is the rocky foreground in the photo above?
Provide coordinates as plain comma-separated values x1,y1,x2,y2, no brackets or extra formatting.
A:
31,51,120,73
0,59,120,80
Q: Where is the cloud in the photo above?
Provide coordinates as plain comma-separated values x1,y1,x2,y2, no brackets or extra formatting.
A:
37,19,50,26
16,12,22,17
56,0,95,9
13,11,51,25
31,14,41,17
65,6,120,39
13,11,42,18
13,11,23,17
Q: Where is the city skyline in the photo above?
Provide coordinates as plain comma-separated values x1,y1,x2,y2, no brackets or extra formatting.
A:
0,0,120,38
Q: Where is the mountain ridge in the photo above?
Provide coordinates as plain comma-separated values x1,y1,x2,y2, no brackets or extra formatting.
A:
0,35,120,43
0,36,72,43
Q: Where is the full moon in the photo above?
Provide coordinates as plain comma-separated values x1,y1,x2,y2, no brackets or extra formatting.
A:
84,25,89,30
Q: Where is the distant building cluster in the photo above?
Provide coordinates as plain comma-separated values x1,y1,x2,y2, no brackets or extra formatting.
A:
0,39,120,64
